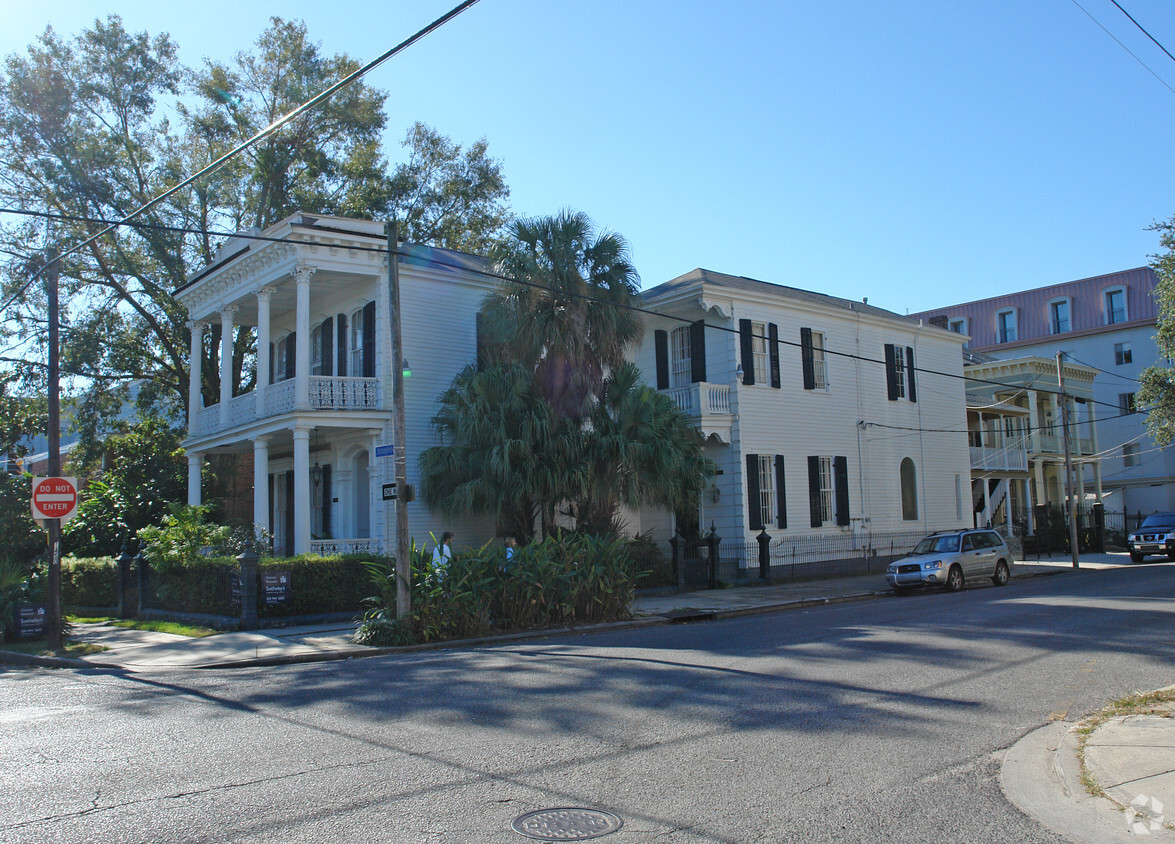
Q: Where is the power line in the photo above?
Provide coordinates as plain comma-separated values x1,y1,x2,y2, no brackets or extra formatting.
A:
0,205,1133,415
0,0,482,315
1061,349,1141,383
1070,0,1175,96
1109,0,1175,65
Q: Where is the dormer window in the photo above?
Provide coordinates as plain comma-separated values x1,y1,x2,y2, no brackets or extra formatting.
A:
1048,298,1070,334
1104,286,1127,325
997,308,1017,343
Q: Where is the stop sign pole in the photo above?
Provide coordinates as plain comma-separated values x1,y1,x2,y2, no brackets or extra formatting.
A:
45,246,63,651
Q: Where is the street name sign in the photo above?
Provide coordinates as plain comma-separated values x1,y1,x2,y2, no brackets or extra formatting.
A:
375,444,395,458
31,476,78,523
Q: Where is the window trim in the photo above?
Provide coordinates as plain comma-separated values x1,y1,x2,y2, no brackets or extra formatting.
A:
996,308,1017,343
1047,296,1071,335
1114,341,1133,366
1104,286,1128,325
1123,443,1140,467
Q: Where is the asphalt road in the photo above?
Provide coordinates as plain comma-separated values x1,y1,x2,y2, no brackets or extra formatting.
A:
2,563,1174,843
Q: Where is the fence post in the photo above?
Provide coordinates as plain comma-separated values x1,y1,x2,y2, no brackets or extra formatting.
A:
757,529,771,582
1091,502,1105,553
133,549,146,617
115,543,133,619
705,523,720,590
669,530,684,591
238,539,259,630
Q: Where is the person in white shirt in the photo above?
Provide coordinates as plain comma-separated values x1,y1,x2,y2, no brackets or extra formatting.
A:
431,531,454,580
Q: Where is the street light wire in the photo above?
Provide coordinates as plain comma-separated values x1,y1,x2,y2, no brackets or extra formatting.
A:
0,205,1132,415
0,0,483,315
1070,0,1175,96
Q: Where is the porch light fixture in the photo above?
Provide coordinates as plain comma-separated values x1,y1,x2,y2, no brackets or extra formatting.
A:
310,428,323,489
735,362,744,380
401,358,412,378
708,483,721,504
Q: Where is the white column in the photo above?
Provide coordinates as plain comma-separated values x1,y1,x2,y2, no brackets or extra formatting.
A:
294,265,314,411
293,426,311,555
253,436,270,541
187,321,204,430
1027,389,1041,454
256,288,273,417
219,306,238,426
187,453,202,506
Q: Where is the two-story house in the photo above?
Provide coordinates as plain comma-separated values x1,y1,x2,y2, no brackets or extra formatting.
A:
630,269,972,556
175,213,495,556
911,267,1162,516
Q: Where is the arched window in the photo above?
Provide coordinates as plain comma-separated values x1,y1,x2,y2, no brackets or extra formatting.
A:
900,457,918,521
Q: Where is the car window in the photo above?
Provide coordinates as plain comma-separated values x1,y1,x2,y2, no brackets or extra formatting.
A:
913,535,960,554
984,531,1004,548
1140,514,1175,529
962,535,974,551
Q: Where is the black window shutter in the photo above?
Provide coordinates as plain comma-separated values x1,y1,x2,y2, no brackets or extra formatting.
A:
739,319,755,385
884,343,898,400
768,322,781,388
336,313,347,377
690,320,707,383
905,346,917,403
321,317,333,376
322,464,332,537
286,332,296,380
268,342,275,385
362,301,376,378
807,456,822,528
834,456,850,526
775,455,787,529
747,453,763,530
800,327,816,390
654,329,669,390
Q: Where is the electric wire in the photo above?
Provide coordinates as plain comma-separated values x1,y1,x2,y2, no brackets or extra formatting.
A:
0,205,1148,419
1070,0,1175,96
0,0,483,315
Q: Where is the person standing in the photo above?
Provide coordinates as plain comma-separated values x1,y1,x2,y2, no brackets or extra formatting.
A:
432,531,453,580
502,536,517,571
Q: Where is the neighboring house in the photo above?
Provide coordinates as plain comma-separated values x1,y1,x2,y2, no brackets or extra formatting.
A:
911,267,1165,515
175,213,495,556
963,355,1099,534
629,269,972,558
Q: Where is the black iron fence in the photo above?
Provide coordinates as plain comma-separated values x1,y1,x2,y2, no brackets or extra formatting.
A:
667,528,934,588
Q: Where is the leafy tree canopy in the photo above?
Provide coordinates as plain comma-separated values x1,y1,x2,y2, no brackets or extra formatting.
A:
0,15,511,435
1138,215,1175,445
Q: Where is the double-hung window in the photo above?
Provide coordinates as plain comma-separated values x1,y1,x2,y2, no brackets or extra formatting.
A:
1105,288,1127,325
1049,299,1070,334
1114,342,1132,365
997,309,1017,343
750,321,768,384
670,325,691,388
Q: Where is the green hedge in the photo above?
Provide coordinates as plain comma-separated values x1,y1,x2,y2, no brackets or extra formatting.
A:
255,555,372,618
61,557,117,608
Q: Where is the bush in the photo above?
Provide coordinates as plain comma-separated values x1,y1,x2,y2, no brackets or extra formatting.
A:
60,556,117,608
256,555,371,618
354,533,641,644
137,504,232,570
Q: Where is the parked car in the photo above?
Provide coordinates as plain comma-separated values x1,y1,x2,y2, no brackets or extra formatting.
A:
1126,513,1175,562
885,529,1012,593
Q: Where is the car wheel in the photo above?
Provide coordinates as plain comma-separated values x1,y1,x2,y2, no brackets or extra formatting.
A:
945,565,964,593
1130,551,1144,563
992,561,1009,586
1167,550,1175,561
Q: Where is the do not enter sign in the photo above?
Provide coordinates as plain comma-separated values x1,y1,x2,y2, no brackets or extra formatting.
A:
31,476,79,523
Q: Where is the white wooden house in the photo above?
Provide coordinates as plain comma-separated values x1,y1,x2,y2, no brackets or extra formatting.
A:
629,269,973,548
175,213,495,556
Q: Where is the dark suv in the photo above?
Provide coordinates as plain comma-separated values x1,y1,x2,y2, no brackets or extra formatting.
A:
1126,513,1175,562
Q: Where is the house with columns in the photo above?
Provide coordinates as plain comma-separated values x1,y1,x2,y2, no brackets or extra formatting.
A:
176,213,495,556
963,355,1101,534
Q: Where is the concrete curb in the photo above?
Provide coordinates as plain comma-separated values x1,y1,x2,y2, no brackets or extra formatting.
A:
0,564,1085,672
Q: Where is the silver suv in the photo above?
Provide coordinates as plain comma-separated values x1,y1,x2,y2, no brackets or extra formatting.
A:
886,529,1012,593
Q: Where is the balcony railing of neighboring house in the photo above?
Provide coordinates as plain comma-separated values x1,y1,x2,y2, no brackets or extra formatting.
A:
308,376,380,410
1036,433,1060,454
969,437,1029,472
188,375,381,438
665,382,732,416
310,537,379,555
1032,433,1096,457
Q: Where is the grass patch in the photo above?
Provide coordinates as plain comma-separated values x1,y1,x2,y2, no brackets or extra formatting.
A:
0,640,107,657
66,615,219,637
1075,687,1175,802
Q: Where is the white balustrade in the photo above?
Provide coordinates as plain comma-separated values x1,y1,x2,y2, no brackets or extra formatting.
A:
664,382,731,416
310,538,379,555
308,376,381,410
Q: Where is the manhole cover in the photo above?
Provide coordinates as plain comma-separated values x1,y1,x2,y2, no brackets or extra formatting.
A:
511,808,623,840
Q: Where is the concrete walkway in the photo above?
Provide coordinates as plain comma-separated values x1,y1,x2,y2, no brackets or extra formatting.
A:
3,550,1172,838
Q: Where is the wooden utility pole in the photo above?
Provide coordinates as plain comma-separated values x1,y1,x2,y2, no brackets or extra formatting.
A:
386,224,410,618
45,246,63,649
1056,352,1080,570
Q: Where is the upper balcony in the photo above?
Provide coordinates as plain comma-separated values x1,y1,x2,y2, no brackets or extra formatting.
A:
190,375,381,438
969,437,1029,473
663,382,732,444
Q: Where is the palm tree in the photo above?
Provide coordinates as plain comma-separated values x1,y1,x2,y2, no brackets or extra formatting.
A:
484,210,643,418
421,211,712,540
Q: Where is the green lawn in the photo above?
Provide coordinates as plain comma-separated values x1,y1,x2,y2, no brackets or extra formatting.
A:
67,616,219,638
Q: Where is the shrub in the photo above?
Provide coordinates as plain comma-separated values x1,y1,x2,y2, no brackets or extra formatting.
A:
60,556,117,608
353,533,641,644
137,504,232,570
256,555,371,618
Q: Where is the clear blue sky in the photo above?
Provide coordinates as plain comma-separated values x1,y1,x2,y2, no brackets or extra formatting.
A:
4,0,1175,314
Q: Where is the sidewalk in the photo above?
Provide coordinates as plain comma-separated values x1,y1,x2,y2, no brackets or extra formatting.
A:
2,551,1172,839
